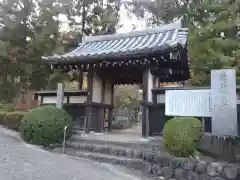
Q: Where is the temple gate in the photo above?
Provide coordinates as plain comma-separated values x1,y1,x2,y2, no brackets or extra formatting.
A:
40,19,189,137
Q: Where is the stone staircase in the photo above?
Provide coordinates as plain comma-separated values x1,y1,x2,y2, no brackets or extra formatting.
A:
50,133,173,178
49,132,204,180
49,130,240,180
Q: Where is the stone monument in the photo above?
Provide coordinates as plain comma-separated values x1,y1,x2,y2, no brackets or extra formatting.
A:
211,69,237,136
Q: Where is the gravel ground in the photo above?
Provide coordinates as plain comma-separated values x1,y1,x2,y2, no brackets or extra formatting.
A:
0,129,154,180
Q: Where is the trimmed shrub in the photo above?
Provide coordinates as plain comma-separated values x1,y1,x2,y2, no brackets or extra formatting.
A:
0,111,7,125
163,117,202,157
4,111,28,130
19,105,72,147
0,103,14,112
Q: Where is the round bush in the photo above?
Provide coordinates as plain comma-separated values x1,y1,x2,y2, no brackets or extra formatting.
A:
19,105,72,146
163,117,202,157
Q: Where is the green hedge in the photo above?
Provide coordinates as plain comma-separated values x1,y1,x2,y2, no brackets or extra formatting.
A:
163,117,202,157
0,111,27,131
0,103,14,112
0,111,6,124
19,105,72,147
4,111,28,130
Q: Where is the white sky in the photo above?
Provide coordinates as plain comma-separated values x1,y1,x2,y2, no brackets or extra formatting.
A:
117,4,146,33
59,3,147,33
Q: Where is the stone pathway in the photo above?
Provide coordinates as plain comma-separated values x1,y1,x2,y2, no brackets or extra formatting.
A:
75,124,163,144
0,127,155,180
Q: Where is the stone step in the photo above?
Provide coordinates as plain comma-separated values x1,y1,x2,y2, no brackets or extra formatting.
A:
50,146,234,180
65,140,175,170
69,134,163,151
51,147,164,179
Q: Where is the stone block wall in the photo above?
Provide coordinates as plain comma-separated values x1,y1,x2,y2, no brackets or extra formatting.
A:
197,133,240,162
62,142,240,180
135,151,240,180
146,155,240,180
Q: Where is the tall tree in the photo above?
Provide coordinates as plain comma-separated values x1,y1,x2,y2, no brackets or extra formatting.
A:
61,0,120,41
125,0,240,85
0,0,36,101
114,85,141,111
0,0,63,101
188,0,240,85
123,0,201,27
27,3,63,90
48,0,121,90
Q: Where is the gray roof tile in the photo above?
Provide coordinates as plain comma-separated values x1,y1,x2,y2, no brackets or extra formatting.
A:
42,20,188,64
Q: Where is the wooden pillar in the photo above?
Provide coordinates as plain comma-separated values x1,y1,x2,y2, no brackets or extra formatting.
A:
142,69,153,137
156,77,159,87
142,70,149,137
98,79,105,132
108,108,113,132
85,70,93,133
108,83,114,132
152,75,158,105
153,75,157,88
79,70,84,89
89,72,104,132
94,79,106,133
96,107,104,132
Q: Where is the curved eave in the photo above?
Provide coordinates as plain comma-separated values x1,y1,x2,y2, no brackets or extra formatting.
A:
42,42,184,65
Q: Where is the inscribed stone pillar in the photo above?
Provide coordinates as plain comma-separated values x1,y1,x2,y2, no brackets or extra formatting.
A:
56,83,64,109
211,69,238,136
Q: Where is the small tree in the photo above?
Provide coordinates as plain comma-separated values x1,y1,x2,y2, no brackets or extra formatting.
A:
163,117,202,157
19,106,72,147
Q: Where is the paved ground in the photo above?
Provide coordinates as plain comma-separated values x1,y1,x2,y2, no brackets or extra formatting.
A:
0,130,153,180
76,124,163,143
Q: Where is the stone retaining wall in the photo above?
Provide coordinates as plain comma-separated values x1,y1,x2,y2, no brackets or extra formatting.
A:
62,142,240,180
197,133,240,162
147,156,240,180
83,151,240,180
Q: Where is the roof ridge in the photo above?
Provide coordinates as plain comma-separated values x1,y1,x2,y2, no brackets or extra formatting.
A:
83,19,184,43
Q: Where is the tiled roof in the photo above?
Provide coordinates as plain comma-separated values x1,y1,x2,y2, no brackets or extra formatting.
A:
42,20,188,64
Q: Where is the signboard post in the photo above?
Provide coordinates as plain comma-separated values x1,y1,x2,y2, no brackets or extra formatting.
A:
56,83,64,109
165,89,211,117
165,89,211,133
211,69,237,136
